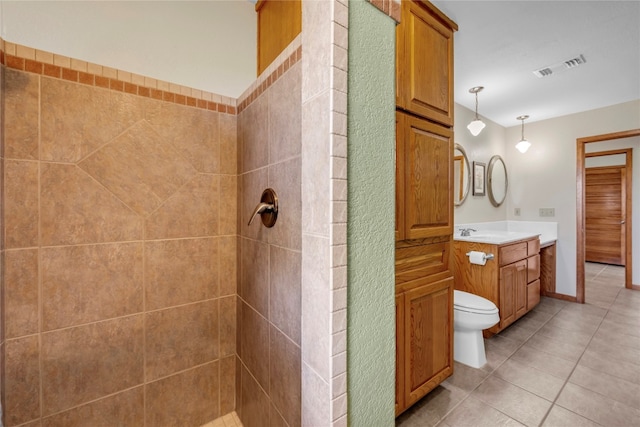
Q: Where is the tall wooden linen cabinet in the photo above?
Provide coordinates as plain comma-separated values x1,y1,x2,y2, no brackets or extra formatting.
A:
395,0,458,416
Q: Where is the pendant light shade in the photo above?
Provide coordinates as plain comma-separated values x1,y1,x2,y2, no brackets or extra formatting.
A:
467,86,486,136
515,115,531,153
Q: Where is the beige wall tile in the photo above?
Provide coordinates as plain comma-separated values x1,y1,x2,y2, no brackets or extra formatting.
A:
4,336,40,426
16,44,36,60
41,243,143,331
302,362,330,427
239,363,270,427
40,163,143,246
41,315,144,415
240,301,269,391
41,387,144,427
78,121,198,216
40,78,145,162
4,69,39,160
301,234,331,382
4,249,39,338
145,301,219,381
269,61,302,162
145,174,219,240
145,362,219,427
146,103,220,173
220,355,236,415
301,91,331,236
220,114,238,175
145,238,218,310
219,175,238,236
270,246,301,345
240,237,269,318
302,1,332,102
239,94,269,173
4,160,39,249
268,157,302,250
240,169,269,242
220,296,237,358
270,326,301,427
219,236,238,297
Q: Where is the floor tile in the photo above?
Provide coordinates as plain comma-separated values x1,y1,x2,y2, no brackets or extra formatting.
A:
556,382,640,426
443,396,525,427
541,404,602,427
578,348,640,385
471,376,552,427
509,346,576,380
569,364,640,410
493,359,564,402
396,382,467,427
520,334,586,363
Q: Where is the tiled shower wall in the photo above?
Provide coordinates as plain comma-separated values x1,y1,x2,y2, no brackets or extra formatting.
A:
236,42,303,427
1,42,238,426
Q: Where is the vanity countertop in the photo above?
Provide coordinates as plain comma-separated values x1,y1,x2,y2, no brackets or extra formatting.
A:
454,230,541,245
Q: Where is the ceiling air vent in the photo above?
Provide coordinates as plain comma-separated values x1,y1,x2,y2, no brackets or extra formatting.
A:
564,54,587,69
532,54,587,78
533,67,553,78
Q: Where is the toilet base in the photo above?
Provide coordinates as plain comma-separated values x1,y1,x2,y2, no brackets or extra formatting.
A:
454,328,487,369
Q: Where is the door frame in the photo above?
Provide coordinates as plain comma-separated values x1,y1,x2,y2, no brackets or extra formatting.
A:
577,129,640,303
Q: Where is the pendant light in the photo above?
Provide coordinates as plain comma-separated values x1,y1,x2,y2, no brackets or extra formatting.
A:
467,86,486,136
515,115,531,153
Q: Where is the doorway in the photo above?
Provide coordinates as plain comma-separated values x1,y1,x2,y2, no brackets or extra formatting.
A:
577,129,640,303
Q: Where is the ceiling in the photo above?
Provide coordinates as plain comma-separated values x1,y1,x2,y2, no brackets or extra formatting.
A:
431,0,640,127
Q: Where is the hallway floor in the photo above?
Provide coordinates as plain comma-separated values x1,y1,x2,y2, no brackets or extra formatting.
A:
396,263,640,426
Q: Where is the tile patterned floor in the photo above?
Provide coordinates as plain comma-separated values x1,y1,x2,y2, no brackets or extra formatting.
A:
202,411,242,427
397,263,640,427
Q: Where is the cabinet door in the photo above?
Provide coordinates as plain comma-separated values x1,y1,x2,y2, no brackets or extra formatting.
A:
499,260,527,329
395,293,405,416
403,277,453,407
396,112,406,241
401,113,453,240
397,0,455,126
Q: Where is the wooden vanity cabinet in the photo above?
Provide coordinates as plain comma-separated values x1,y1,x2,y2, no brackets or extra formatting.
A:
453,237,541,336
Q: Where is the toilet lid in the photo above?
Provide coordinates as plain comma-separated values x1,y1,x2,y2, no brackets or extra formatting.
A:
454,290,498,313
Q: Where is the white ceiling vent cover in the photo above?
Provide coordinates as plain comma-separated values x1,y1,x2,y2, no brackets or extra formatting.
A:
533,54,587,78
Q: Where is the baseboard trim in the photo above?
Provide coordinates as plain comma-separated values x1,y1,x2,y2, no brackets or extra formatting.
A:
544,292,579,303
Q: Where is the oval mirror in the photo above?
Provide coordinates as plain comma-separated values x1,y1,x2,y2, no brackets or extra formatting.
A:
487,155,508,207
453,143,471,206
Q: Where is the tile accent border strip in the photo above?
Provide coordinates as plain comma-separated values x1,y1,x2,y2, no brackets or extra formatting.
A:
0,36,303,117
367,0,401,22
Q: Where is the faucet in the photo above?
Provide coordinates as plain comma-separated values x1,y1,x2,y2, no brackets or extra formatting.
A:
459,228,477,237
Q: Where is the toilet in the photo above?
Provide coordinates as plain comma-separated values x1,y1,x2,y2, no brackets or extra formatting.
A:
453,290,500,369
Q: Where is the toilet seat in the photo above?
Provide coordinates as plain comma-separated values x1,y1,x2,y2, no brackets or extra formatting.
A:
454,290,499,315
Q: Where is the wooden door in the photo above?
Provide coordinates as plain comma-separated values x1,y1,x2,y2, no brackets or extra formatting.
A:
403,277,453,408
585,166,626,265
396,0,456,125
401,113,453,240
396,112,406,241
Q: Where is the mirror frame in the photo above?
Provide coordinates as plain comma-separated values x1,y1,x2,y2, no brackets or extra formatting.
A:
487,155,508,207
454,143,471,206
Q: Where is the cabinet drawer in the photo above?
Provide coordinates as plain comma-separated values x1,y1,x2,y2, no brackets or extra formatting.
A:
527,254,540,283
527,238,540,256
396,241,451,287
499,242,527,266
527,279,541,310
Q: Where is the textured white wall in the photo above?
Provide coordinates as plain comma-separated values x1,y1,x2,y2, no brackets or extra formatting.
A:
1,1,256,98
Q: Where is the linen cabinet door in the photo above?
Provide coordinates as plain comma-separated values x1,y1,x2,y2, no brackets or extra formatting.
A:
402,114,453,240
396,0,456,126
403,277,453,407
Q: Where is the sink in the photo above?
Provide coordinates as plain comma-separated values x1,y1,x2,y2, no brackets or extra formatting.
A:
455,230,540,245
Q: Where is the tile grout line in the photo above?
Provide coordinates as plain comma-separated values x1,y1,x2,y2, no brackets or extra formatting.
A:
536,287,622,427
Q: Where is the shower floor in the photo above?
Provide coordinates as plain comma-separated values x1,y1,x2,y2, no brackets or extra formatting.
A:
202,411,243,427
